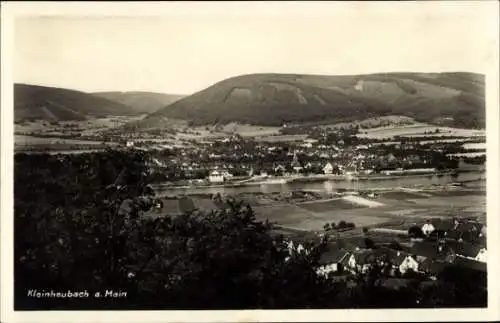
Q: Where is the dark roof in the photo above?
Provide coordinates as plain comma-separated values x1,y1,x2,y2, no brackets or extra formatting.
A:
319,250,350,265
351,250,376,265
458,222,481,232
454,256,487,272
411,242,442,260
453,241,481,258
431,219,455,231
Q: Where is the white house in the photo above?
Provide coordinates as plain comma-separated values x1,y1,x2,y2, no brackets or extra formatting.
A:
221,170,233,179
286,240,306,255
208,170,225,183
398,254,420,274
422,222,435,236
323,162,334,174
126,141,134,147
316,251,350,277
274,164,286,174
475,248,487,263
347,252,372,274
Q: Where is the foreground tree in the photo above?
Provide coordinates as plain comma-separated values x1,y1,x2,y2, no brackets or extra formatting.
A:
14,150,487,309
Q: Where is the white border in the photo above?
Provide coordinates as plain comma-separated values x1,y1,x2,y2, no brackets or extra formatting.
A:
1,2,499,322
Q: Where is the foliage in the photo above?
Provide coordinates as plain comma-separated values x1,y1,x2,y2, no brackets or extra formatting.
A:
14,150,486,309
408,226,425,238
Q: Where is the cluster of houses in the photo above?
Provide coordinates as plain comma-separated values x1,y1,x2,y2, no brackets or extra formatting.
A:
143,129,472,184
284,216,487,282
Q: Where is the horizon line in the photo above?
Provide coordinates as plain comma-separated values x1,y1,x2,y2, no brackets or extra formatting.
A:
13,70,485,95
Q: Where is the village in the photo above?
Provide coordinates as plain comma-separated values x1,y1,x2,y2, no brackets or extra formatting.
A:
125,122,487,290
310,215,487,284
134,124,485,187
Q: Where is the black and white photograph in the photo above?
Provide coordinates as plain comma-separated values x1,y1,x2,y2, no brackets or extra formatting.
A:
1,1,499,322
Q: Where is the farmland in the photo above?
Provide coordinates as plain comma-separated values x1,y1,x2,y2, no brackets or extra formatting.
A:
356,123,485,139
265,187,484,230
168,186,485,233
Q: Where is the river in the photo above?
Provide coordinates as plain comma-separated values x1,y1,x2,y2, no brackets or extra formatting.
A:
155,171,485,196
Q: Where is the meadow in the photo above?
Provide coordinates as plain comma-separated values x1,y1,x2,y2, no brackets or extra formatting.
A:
246,187,486,232
356,123,485,139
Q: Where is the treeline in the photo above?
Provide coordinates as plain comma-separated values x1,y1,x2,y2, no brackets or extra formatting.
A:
14,151,486,309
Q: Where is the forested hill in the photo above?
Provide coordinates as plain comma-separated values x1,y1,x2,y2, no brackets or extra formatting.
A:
14,84,138,122
136,72,485,129
92,91,185,114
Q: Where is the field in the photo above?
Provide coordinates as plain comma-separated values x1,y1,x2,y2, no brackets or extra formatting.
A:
319,115,416,130
254,134,309,142
15,116,145,136
249,187,486,232
157,185,486,232
356,123,485,139
15,135,106,146
298,198,364,212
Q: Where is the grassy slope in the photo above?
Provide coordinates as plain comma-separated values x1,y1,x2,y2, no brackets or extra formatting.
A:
136,72,485,129
14,84,138,122
93,91,185,114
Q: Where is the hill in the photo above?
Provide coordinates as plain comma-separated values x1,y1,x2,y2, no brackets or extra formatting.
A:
14,84,137,122
134,72,485,129
92,91,185,114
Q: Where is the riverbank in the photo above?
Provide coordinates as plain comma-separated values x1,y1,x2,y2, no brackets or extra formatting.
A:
153,169,474,190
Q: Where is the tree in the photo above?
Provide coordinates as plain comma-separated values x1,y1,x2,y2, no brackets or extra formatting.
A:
14,150,487,309
364,238,376,249
408,226,425,238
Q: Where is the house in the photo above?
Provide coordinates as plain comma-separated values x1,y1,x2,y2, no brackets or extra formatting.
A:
480,225,486,237
221,170,233,179
286,240,307,255
397,254,420,274
208,170,225,183
453,241,483,261
274,164,286,174
431,219,455,232
323,162,334,174
126,141,134,147
356,144,369,150
316,250,351,277
347,250,375,274
475,248,487,263
411,241,445,261
421,221,436,236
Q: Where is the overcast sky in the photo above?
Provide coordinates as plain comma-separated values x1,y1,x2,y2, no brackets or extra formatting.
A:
13,2,497,95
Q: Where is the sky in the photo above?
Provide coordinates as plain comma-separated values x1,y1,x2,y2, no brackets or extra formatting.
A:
12,2,498,95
